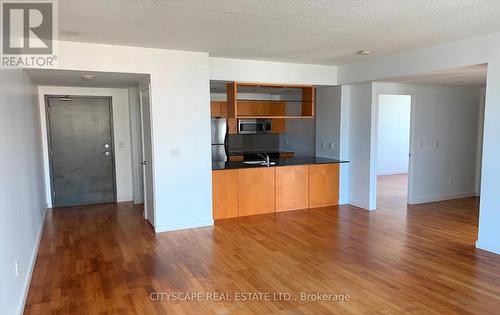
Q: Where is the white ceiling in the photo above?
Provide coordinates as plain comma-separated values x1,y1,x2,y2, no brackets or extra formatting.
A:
381,64,487,87
26,69,149,88
58,0,500,65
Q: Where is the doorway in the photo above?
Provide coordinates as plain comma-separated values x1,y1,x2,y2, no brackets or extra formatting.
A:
46,96,116,207
376,94,412,205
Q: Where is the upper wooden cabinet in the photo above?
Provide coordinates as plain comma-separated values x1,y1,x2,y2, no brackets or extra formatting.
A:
226,82,315,119
210,101,228,118
213,100,286,134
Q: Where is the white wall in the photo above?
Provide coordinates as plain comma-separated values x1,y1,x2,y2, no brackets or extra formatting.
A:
373,83,482,204
210,57,338,85
347,83,376,210
477,58,500,254
377,94,411,175
38,86,134,206
0,70,47,315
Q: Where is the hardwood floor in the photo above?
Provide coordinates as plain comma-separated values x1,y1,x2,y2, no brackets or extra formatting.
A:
24,182,500,314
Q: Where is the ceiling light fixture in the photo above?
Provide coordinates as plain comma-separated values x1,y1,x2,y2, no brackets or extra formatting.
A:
358,50,372,55
81,75,96,81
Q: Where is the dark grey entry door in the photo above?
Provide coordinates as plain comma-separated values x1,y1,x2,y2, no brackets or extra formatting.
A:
47,96,116,207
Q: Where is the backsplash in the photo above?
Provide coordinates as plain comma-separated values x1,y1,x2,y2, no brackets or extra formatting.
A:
227,134,280,153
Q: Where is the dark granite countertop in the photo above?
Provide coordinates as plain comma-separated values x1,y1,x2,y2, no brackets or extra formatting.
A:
228,150,295,156
212,157,349,170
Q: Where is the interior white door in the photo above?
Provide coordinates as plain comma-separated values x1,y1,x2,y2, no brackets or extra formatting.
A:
140,88,155,227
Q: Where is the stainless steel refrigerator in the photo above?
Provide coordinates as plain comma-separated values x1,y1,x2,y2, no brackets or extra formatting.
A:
211,118,228,162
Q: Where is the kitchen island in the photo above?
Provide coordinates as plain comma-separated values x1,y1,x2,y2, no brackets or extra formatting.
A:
212,157,348,219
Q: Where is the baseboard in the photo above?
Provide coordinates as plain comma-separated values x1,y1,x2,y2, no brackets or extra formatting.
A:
17,207,47,315
155,219,214,234
476,240,500,255
409,192,477,205
117,196,133,202
377,171,408,176
348,199,373,211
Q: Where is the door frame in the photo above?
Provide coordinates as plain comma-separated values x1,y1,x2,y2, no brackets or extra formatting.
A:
372,90,416,207
44,95,117,207
139,86,155,226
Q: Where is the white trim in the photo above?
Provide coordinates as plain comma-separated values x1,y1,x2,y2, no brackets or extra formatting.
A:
17,208,47,315
155,220,214,233
117,196,134,202
476,240,500,255
377,171,408,176
348,199,374,211
408,192,477,205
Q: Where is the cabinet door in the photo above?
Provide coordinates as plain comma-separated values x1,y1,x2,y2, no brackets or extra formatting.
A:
237,101,255,115
239,168,276,216
272,101,286,116
210,101,221,117
254,102,273,116
219,101,228,118
212,170,239,219
308,164,339,208
276,166,309,212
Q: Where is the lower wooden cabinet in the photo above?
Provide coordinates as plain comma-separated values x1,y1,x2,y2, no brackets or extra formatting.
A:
308,164,339,208
212,169,239,219
238,168,276,216
212,163,340,220
276,165,309,212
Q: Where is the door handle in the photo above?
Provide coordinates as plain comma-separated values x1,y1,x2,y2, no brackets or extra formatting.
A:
141,161,148,166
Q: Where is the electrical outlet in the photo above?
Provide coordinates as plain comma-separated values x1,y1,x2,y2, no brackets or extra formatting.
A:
321,142,326,149
328,142,334,150
15,261,19,277
436,141,440,148
449,176,454,185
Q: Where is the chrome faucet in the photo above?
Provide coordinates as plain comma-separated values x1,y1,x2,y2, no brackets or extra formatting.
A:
257,153,270,164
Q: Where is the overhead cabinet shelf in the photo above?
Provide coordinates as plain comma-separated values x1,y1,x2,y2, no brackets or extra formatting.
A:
226,82,315,119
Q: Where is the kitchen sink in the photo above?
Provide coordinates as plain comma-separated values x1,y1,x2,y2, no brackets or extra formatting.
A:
243,160,276,166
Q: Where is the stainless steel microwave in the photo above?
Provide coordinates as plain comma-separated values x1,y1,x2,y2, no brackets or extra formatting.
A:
238,119,272,134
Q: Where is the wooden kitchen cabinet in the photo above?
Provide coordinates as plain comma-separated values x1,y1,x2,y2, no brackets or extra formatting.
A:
254,102,274,115
236,101,254,115
210,101,228,118
212,170,239,219
211,101,221,117
226,82,315,119
238,168,276,216
235,101,286,117
308,164,339,208
276,165,309,212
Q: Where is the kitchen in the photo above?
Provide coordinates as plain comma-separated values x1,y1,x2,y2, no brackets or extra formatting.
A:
210,81,348,219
